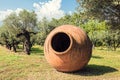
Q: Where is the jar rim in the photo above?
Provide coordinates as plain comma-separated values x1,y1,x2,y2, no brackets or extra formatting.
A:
50,31,73,55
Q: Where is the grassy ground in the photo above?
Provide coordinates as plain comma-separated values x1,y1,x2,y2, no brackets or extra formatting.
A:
0,45,120,80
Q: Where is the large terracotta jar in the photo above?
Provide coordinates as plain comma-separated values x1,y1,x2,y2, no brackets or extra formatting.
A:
44,25,92,72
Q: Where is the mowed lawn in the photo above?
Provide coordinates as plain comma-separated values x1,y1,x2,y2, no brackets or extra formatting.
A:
0,45,120,80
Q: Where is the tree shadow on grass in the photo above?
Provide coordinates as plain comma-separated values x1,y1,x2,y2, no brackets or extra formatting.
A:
69,64,118,76
31,47,44,56
92,55,103,59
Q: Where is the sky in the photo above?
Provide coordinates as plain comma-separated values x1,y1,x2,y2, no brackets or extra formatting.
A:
0,0,77,24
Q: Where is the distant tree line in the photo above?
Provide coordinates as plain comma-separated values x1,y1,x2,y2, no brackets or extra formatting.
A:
0,0,120,55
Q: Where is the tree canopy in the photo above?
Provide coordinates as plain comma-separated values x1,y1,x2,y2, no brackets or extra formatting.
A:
76,0,120,30
0,9,37,54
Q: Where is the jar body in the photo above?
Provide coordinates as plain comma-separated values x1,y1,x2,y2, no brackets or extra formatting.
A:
44,25,92,72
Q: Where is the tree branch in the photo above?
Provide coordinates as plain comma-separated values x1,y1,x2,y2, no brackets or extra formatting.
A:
29,32,37,35
16,33,24,38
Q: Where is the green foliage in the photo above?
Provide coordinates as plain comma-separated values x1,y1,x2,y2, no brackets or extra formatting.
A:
52,13,82,26
104,30,120,50
0,9,37,53
76,0,120,50
19,10,37,31
3,9,37,33
81,19,108,46
76,0,120,30
81,19,107,33
36,17,56,45
0,26,8,44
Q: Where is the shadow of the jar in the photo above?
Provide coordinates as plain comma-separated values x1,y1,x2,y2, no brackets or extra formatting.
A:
66,64,118,76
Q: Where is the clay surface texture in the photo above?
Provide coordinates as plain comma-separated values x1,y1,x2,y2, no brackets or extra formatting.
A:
44,25,92,72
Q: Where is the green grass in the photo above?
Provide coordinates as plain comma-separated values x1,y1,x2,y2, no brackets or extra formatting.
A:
0,45,120,80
